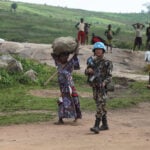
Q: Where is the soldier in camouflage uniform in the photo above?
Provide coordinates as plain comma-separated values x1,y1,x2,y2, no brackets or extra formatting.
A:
85,42,113,134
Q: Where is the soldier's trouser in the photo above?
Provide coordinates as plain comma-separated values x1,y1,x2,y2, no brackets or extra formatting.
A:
92,87,107,119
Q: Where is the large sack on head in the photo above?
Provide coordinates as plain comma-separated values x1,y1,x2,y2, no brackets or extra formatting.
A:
52,36,77,55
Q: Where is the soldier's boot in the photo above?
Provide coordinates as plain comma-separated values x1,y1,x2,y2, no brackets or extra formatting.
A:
99,115,109,130
90,118,101,134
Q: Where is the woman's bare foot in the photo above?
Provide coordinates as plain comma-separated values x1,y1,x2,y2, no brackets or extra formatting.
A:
54,118,64,125
73,118,78,122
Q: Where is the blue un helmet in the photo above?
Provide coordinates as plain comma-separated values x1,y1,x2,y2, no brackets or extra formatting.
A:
92,42,106,53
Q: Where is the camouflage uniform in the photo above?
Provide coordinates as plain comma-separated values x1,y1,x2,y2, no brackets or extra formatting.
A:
85,55,113,133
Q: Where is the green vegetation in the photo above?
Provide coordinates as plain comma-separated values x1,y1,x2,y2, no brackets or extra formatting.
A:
144,64,150,72
108,81,150,109
0,1,150,126
0,1,149,49
0,113,52,126
0,56,149,126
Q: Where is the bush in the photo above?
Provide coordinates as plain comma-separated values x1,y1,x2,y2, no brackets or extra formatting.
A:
0,56,55,88
0,69,15,87
144,64,150,72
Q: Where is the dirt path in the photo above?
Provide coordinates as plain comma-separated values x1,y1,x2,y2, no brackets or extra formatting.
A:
0,102,150,150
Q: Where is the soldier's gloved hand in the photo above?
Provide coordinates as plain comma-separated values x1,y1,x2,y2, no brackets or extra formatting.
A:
86,68,94,74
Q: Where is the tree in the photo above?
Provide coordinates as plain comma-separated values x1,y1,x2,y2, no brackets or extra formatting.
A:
11,2,18,13
143,2,150,13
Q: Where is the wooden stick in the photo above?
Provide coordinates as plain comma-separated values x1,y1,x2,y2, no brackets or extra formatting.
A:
44,71,58,86
44,43,79,86
149,71,150,85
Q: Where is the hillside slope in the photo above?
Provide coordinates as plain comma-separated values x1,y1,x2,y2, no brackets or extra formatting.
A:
0,1,149,48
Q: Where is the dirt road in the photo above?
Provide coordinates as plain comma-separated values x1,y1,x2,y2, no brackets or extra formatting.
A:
0,102,150,150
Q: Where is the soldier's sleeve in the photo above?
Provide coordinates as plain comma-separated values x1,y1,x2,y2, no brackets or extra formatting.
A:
85,56,94,75
103,60,113,85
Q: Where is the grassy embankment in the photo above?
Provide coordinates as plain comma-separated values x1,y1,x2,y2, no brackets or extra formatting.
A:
0,1,150,125
0,56,149,126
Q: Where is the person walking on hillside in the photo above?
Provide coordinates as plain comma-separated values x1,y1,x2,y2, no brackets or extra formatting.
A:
51,37,82,124
84,23,91,45
145,45,150,64
85,42,113,134
132,23,145,51
146,23,150,49
91,33,108,46
75,18,85,45
104,24,115,53
145,49,150,64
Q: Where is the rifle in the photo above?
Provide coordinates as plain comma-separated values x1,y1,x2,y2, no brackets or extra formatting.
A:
149,71,150,85
90,67,107,97
87,58,107,97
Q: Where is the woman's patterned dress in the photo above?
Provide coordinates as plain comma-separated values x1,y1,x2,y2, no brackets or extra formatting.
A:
56,55,82,119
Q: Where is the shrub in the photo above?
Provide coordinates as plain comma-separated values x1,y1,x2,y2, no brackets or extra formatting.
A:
144,64,150,72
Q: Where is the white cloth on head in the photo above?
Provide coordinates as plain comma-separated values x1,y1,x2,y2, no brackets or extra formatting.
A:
145,50,150,63
0,38,5,43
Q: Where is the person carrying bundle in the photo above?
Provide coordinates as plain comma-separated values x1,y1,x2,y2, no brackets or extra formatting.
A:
51,36,82,124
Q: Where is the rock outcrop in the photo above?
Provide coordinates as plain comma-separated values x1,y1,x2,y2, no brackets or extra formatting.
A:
0,41,148,81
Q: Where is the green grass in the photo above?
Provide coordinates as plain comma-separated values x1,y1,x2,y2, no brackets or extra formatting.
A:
0,113,53,126
0,74,150,126
107,81,150,109
0,55,150,125
0,1,149,48
0,86,57,112
0,55,149,126
0,1,150,126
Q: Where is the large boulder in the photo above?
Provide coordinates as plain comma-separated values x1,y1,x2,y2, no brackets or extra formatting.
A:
52,36,78,55
0,54,15,68
24,69,38,81
7,59,23,73
0,41,24,53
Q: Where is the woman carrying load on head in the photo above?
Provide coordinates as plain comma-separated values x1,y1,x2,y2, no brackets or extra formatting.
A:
51,37,82,124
